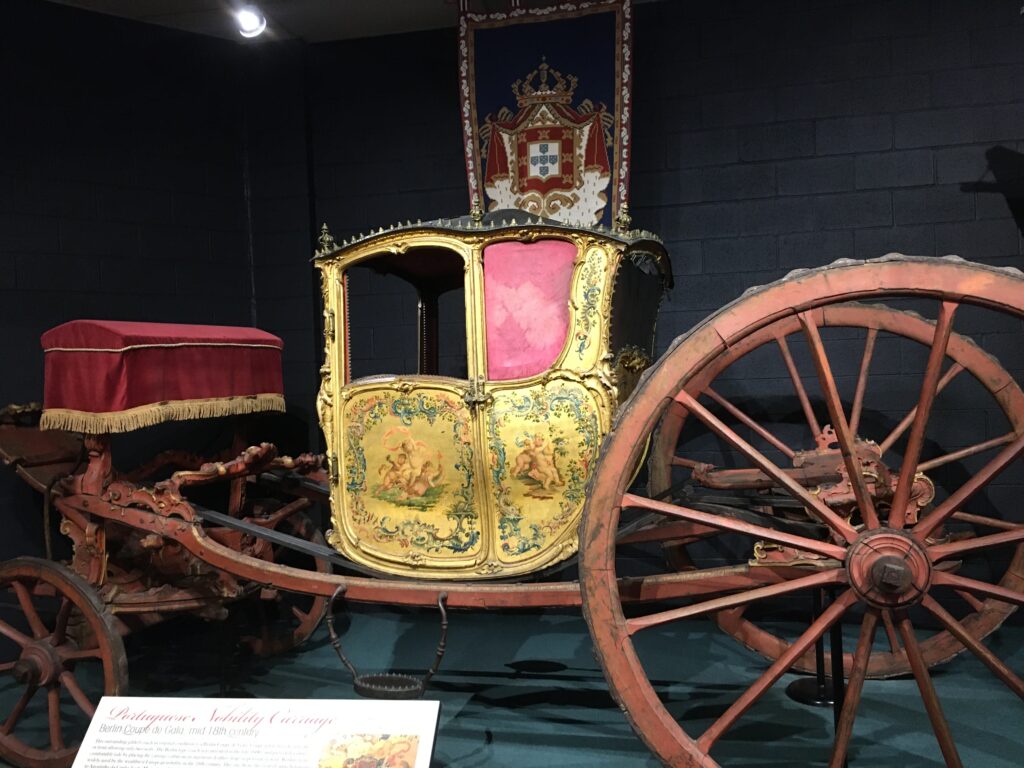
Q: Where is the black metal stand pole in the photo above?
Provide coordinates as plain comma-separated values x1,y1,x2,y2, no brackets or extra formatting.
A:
829,587,848,768
786,589,834,706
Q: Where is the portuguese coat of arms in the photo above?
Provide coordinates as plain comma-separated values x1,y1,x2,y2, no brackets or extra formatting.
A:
481,60,613,225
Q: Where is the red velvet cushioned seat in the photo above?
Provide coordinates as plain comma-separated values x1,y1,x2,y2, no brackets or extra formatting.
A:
40,320,285,434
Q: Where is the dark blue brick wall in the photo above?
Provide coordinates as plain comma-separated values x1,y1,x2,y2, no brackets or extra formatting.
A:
616,2,1024,420
242,43,318,445
0,1,251,410
0,1,252,557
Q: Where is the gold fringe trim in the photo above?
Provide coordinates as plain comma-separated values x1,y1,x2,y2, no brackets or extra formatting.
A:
39,394,285,434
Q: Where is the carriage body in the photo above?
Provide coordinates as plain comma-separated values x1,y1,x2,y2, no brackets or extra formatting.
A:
314,214,671,579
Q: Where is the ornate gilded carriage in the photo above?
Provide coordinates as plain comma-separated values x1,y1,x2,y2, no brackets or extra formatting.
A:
314,213,671,579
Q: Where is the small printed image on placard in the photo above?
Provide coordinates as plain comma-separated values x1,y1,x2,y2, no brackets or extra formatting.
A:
319,733,419,767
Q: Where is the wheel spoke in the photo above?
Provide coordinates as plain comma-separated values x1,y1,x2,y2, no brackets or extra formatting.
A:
929,527,1024,563
626,569,844,635
921,595,1024,701
775,334,822,436
878,363,963,455
621,493,847,561
2,683,36,735
918,432,1018,472
12,580,49,640
829,609,879,768
950,511,1021,532
704,386,795,459
51,599,72,646
914,431,1024,541
59,671,96,718
896,612,963,767
673,390,859,543
848,327,878,435
290,605,309,622
697,589,857,752
0,618,33,648
617,519,719,546
890,301,959,529
799,312,880,529
60,647,104,663
47,684,64,751
954,590,985,613
931,571,1024,609
881,609,902,654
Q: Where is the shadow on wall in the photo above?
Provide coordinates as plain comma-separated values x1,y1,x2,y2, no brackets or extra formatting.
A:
961,146,1024,237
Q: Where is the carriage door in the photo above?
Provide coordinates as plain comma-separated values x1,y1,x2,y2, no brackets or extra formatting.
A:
334,245,489,576
478,238,606,576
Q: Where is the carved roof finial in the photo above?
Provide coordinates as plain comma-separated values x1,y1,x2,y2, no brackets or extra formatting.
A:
316,223,337,256
613,203,632,234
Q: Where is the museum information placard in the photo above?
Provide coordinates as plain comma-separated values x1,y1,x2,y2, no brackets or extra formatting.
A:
72,696,440,768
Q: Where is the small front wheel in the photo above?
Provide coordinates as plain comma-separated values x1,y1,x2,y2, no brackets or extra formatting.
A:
0,557,127,768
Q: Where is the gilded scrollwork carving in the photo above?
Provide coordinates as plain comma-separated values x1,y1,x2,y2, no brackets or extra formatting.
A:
612,345,652,406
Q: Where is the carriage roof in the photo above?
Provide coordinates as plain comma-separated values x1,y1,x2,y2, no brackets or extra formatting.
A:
313,210,673,290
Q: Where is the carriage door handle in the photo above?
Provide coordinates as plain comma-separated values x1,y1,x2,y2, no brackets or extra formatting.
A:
463,379,492,409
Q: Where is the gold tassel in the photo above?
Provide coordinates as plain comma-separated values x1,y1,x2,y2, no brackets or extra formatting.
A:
39,394,285,434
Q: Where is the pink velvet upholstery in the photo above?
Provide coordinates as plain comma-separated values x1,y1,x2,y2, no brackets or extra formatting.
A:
483,240,577,381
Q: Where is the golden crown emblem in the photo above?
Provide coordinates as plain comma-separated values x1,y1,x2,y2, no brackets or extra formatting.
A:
512,59,578,107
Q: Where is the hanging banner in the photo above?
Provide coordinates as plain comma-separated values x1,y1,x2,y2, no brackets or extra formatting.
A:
458,0,633,227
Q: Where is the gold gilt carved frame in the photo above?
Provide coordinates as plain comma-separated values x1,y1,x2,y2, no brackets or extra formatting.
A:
314,218,668,579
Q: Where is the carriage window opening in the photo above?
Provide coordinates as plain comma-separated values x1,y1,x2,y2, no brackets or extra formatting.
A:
438,289,468,378
344,248,467,381
483,239,578,381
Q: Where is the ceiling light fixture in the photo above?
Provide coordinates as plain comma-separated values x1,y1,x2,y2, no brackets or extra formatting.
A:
236,5,267,38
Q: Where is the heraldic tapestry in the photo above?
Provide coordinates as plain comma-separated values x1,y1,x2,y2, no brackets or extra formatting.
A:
458,0,633,227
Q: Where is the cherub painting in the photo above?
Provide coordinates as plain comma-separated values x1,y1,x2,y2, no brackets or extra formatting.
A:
511,434,563,496
373,428,447,509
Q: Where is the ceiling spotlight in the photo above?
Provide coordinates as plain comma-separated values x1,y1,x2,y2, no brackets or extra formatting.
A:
236,6,267,38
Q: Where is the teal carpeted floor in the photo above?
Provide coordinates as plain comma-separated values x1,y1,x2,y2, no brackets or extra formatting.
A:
118,606,1022,767
1,605,1021,766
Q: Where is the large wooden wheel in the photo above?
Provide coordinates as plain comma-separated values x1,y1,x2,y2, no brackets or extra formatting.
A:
235,510,331,657
649,302,1024,678
0,557,127,768
581,255,1024,766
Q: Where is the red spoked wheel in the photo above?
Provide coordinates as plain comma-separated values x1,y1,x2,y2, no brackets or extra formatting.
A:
581,255,1024,766
235,510,331,657
649,302,1024,679
0,557,127,768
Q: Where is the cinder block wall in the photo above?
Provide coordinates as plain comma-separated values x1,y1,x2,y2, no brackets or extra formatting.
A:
0,2,252,405
629,0,1023,350
0,1,253,556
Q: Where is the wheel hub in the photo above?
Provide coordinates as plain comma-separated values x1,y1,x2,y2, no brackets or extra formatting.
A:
846,529,931,608
12,641,64,687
